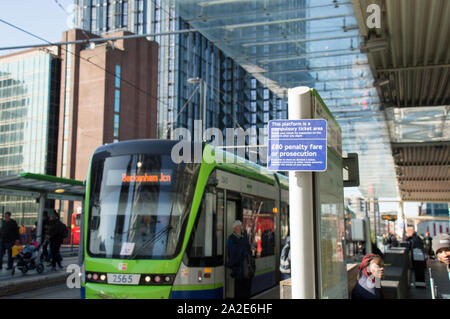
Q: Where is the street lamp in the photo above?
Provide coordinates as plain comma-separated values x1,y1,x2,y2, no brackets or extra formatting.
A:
187,77,207,142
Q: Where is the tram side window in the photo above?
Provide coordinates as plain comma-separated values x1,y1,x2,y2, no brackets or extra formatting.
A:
242,197,276,258
186,189,224,266
280,203,289,245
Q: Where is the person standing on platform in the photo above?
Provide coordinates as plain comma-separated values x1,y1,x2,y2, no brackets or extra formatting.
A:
423,232,433,258
351,253,385,299
19,224,27,244
48,212,67,271
226,220,255,299
432,233,450,281
408,232,426,286
0,212,19,270
40,212,50,262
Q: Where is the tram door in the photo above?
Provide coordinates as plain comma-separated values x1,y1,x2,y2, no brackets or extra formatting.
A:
225,199,238,298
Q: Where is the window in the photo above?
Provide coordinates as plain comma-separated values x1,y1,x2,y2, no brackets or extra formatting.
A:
186,180,224,266
114,89,120,113
115,65,121,88
242,196,276,258
114,114,119,137
280,203,289,244
123,1,128,27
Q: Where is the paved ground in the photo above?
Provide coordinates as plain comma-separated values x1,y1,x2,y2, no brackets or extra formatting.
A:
1,248,447,299
1,246,78,280
0,255,79,298
0,283,79,299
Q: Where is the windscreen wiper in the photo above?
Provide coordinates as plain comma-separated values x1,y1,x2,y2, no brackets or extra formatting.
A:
127,224,173,259
127,202,176,259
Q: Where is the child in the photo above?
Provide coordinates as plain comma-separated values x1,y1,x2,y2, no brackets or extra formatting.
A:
11,240,25,261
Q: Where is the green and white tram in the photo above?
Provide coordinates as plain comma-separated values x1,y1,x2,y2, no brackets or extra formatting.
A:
82,140,290,299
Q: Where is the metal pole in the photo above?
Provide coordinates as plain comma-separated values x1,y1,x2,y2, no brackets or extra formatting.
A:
0,27,198,51
399,201,406,240
36,193,46,262
288,86,315,299
373,198,377,241
428,266,436,299
202,80,207,142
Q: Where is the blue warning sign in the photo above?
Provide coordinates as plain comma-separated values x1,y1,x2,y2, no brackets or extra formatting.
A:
267,119,327,171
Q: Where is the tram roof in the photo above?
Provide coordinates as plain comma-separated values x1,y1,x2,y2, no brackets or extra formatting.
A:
275,173,289,190
208,145,277,185
0,172,85,201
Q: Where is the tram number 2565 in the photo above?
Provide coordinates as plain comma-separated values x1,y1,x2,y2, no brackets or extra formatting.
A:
110,274,134,284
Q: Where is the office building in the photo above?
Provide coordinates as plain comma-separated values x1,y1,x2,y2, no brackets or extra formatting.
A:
74,0,291,160
0,48,61,224
417,203,449,236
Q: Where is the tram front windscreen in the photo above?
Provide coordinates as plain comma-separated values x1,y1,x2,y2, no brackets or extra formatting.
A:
87,153,200,260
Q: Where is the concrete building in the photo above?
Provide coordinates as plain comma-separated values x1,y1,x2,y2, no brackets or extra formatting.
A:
417,203,450,237
344,196,366,219
56,28,159,223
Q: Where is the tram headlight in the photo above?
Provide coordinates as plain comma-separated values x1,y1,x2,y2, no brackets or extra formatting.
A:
140,274,174,285
100,274,106,281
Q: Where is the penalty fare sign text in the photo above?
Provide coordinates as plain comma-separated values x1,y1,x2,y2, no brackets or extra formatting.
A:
267,119,327,171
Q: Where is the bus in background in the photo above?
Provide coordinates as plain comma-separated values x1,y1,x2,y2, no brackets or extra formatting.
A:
71,210,82,245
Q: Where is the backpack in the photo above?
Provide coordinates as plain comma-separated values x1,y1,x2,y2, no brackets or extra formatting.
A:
242,253,256,279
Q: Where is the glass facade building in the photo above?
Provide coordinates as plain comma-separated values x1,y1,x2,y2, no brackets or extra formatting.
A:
421,203,449,217
75,0,288,160
0,49,61,224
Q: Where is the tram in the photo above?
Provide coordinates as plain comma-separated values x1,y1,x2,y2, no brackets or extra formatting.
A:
82,139,290,299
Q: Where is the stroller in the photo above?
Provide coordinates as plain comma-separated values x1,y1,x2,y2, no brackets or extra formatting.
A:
12,243,44,275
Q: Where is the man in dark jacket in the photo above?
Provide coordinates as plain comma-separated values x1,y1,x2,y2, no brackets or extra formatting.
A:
423,232,433,257
226,220,254,299
48,212,67,270
0,212,19,270
407,232,426,285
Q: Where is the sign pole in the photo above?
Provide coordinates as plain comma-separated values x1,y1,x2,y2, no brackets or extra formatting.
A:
288,87,316,299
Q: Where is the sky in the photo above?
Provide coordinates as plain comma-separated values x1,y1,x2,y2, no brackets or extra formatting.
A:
0,0,74,56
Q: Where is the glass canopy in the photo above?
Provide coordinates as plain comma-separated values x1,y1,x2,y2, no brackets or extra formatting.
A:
165,0,399,198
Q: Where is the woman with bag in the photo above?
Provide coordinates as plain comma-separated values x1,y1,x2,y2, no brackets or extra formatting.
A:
351,253,385,299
